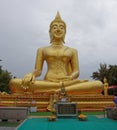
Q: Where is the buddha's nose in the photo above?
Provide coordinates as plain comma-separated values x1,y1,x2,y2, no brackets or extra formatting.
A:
57,29,60,32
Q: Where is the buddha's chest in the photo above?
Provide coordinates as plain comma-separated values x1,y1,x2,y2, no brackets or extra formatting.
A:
43,46,72,62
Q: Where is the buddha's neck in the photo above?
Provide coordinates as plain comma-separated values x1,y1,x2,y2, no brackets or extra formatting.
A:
51,38,64,45
51,42,64,49
51,41,64,46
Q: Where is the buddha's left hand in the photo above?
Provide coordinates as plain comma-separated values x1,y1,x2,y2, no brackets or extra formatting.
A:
21,73,35,90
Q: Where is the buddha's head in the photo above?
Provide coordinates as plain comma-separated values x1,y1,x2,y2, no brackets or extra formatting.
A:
49,12,66,44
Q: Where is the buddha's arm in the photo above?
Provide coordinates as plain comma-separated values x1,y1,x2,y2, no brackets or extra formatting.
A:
33,48,44,77
22,48,44,86
70,49,79,79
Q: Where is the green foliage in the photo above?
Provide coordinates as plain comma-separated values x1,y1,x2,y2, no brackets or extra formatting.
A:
0,65,12,93
91,63,117,86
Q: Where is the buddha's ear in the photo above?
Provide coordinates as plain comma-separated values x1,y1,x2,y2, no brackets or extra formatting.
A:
49,29,53,44
63,35,65,44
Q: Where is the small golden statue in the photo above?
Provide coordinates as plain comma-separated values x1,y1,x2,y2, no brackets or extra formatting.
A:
47,94,57,112
103,77,109,95
78,114,87,121
9,12,103,95
58,82,70,102
47,82,70,112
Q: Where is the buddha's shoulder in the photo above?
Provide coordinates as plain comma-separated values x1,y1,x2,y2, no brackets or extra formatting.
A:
64,46,78,52
37,46,50,51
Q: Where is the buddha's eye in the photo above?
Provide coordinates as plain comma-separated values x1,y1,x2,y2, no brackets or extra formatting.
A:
60,25,64,30
53,26,57,30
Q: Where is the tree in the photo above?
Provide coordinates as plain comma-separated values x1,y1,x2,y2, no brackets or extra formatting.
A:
108,65,117,85
91,63,117,86
0,65,12,93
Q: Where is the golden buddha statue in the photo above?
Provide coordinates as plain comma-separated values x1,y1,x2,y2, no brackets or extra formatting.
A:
103,77,109,95
9,12,103,95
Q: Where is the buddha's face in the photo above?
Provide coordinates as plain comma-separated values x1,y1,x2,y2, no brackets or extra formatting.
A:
50,22,66,43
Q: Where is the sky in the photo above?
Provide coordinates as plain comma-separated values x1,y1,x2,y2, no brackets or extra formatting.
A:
0,0,117,80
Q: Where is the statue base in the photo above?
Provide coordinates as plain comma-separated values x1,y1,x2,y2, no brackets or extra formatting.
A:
0,93,115,112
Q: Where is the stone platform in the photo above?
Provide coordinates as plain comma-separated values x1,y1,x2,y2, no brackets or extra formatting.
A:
0,94,115,112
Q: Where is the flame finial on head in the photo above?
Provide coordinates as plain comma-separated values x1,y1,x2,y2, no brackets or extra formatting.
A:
54,11,62,21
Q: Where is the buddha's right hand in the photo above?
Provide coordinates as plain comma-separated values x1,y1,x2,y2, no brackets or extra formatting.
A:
21,73,35,89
